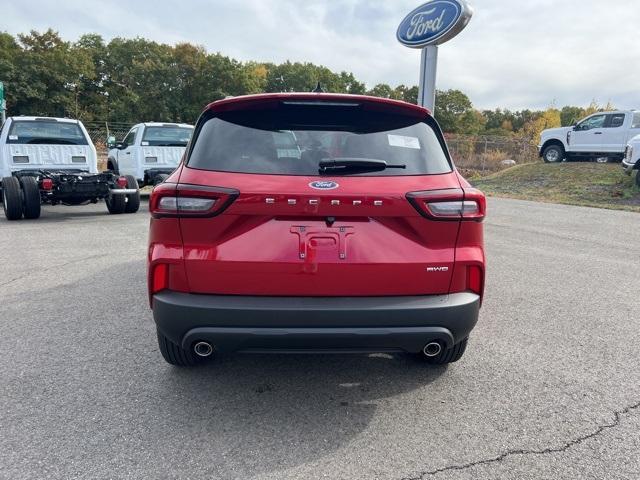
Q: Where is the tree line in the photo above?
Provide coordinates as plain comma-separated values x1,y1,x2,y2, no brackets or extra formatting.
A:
0,30,615,141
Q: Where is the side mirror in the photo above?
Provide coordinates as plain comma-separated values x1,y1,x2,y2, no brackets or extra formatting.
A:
107,136,116,148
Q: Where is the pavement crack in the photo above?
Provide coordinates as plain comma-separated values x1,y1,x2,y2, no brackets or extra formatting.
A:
402,400,640,479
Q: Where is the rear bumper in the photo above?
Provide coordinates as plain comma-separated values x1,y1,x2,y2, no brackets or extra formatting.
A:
153,291,480,354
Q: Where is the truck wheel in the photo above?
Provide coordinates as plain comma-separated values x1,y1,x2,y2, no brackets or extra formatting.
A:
157,330,204,367
420,337,468,365
123,175,140,213
636,171,640,188
105,189,126,214
153,174,169,186
2,176,23,220
20,177,41,219
542,145,564,163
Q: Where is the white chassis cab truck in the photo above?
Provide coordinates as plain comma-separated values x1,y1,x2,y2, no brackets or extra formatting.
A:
107,122,193,187
622,134,640,187
539,111,640,163
0,116,140,220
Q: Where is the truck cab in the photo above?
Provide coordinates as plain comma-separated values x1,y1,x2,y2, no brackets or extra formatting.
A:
539,111,640,163
1,116,98,174
107,122,194,186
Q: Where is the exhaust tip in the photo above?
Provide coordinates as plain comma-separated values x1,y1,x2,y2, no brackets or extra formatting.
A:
423,342,442,358
194,341,213,358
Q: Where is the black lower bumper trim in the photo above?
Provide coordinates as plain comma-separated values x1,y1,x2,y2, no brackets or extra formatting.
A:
153,291,480,354
183,326,455,354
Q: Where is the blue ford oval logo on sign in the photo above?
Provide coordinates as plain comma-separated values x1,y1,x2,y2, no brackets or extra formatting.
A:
309,181,339,190
397,0,473,48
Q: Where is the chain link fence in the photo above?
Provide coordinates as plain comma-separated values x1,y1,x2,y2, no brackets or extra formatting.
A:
82,121,539,175
84,121,133,150
445,134,539,174
84,121,134,169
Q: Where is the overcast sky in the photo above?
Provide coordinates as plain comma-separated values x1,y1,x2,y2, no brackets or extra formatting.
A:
3,0,639,110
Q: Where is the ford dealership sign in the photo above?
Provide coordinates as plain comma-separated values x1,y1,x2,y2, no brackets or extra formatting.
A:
397,0,473,48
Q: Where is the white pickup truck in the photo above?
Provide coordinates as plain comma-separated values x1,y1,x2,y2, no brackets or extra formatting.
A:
539,111,640,163
0,116,140,220
622,134,640,186
107,122,193,187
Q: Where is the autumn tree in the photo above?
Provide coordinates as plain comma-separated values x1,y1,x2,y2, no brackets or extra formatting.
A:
522,108,562,143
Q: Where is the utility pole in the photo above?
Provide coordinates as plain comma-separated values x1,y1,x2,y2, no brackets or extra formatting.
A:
75,84,79,119
0,81,6,125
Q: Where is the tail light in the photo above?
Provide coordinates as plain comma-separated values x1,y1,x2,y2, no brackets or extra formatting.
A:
116,176,128,188
151,263,169,294
467,265,483,296
149,183,239,218
407,188,486,221
41,178,54,191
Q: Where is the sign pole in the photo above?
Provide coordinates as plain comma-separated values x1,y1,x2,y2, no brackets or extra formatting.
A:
418,45,438,112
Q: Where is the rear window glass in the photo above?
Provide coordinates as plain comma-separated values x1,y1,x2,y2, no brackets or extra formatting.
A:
187,104,451,176
8,120,88,145
633,113,640,129
142,126,193,147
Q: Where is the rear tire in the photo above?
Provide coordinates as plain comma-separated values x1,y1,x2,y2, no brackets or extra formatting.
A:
123,175,140,213
542,145,564,163
635,171,640,188
20,177,41,219
2,176,23,220
157,330,203,367
421,337,469,365
105,187,126,214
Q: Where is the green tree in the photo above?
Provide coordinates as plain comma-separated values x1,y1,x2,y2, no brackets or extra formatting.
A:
11,30,94,118
560,106,584,126
367,83,393,98
0,32,22,114
435,89,484,134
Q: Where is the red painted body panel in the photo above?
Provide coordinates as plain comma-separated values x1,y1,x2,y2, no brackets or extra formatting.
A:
174,167,462,296
147,93,485,302
204,92,431,117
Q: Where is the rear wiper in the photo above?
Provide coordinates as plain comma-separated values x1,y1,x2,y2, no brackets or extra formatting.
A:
319,158,406,173
155,142,187,147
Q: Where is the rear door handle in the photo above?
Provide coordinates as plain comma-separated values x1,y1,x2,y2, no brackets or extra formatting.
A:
594,132,603,135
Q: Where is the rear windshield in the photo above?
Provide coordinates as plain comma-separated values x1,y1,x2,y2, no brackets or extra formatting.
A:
142,126,193,147
8,120,88,145
187,103,451,176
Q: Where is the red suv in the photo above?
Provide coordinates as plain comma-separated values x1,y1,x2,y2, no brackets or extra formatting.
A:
148,93,485,366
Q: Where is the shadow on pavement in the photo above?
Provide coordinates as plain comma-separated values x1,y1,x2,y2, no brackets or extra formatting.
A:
150,349,447,477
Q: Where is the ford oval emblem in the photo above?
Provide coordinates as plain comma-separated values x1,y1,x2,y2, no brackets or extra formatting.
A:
397,0,473,48
309,180,339,190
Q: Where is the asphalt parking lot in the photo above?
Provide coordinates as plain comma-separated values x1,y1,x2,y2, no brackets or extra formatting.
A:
1,197,639,480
